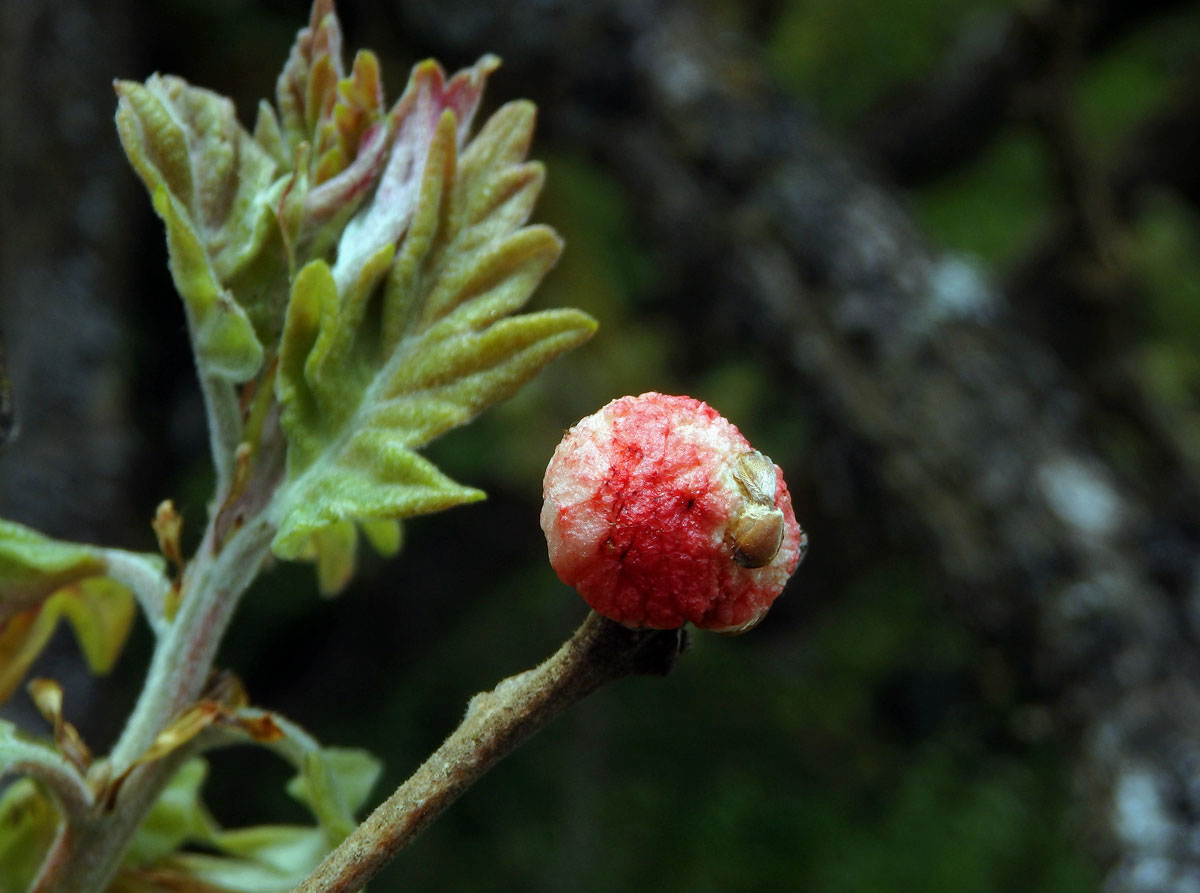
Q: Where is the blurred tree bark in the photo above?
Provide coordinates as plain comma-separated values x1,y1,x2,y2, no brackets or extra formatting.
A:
0,0,141,740
379,0,1200,888
0,0,138,543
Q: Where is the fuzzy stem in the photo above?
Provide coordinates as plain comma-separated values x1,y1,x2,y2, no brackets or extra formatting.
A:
0,743,93,823
98,547,173,636
295,612,688,893
27,512,275,893
109,516,274,771
27,748,192,893
199,373,243,500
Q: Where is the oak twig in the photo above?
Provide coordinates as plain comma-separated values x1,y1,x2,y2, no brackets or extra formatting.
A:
295,611,688,893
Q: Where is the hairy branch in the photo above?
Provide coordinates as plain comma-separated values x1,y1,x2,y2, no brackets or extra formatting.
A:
29,509,278,892
0,730,93,823
98,547,172,636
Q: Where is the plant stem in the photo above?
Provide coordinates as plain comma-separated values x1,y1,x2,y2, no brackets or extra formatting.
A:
0,739,92,822
199,372,243,500
294,611,688,893
108,516,273,772
99,547,173,636
28,748,192,893
27,513,276,893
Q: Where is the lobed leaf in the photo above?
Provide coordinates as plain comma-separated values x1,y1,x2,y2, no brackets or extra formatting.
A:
269,2,487,273
330,57,497,297
285,746,381,844
157,826,328,893
0,518,108,621
271,81,596,568
274,0,346,162
124,759,214,869
212,708,381,847
115,0,594,593
119,758,330,891
0,519,148,703
115,707,381,892
0,580,136,705
115,75,281,373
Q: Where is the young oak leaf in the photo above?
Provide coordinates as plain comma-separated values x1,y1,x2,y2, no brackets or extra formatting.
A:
0,519,158,703
285,746,381,844
266,0,388,183
288,518,402,598
329,57,498,299
264,0,496,282
198,705,381,849
153,826,330,893
271,0,351,166
270,89,595,562
115,711,380,892
277,53,498,290
121,758,215,871
0,580,136,706
0,518,108,622
115,75,282,376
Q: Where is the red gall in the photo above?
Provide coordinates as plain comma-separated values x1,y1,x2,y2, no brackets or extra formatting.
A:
541,392,806,633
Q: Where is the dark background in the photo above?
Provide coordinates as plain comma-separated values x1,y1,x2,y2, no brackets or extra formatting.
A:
4,0,1200,889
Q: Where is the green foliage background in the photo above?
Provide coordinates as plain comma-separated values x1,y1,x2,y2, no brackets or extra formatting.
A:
12,0,1200,888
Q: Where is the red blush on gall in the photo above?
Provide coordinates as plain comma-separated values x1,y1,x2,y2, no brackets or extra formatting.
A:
540,392,806,633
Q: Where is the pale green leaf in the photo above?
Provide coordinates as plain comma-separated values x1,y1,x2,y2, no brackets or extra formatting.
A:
208,825,326,874
286,746,382,836
271,92,595,565
56,577,137,675
310,520,357,596
121,710,381,891
165,826,327,893
149,185,265,380
0,517,107,620
115,75,281,373
0,582,134,703
193,707,381,845
361,518,403,557
125,759,215,868
272,425,486,558
0,520,143,703
123,758,328,892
